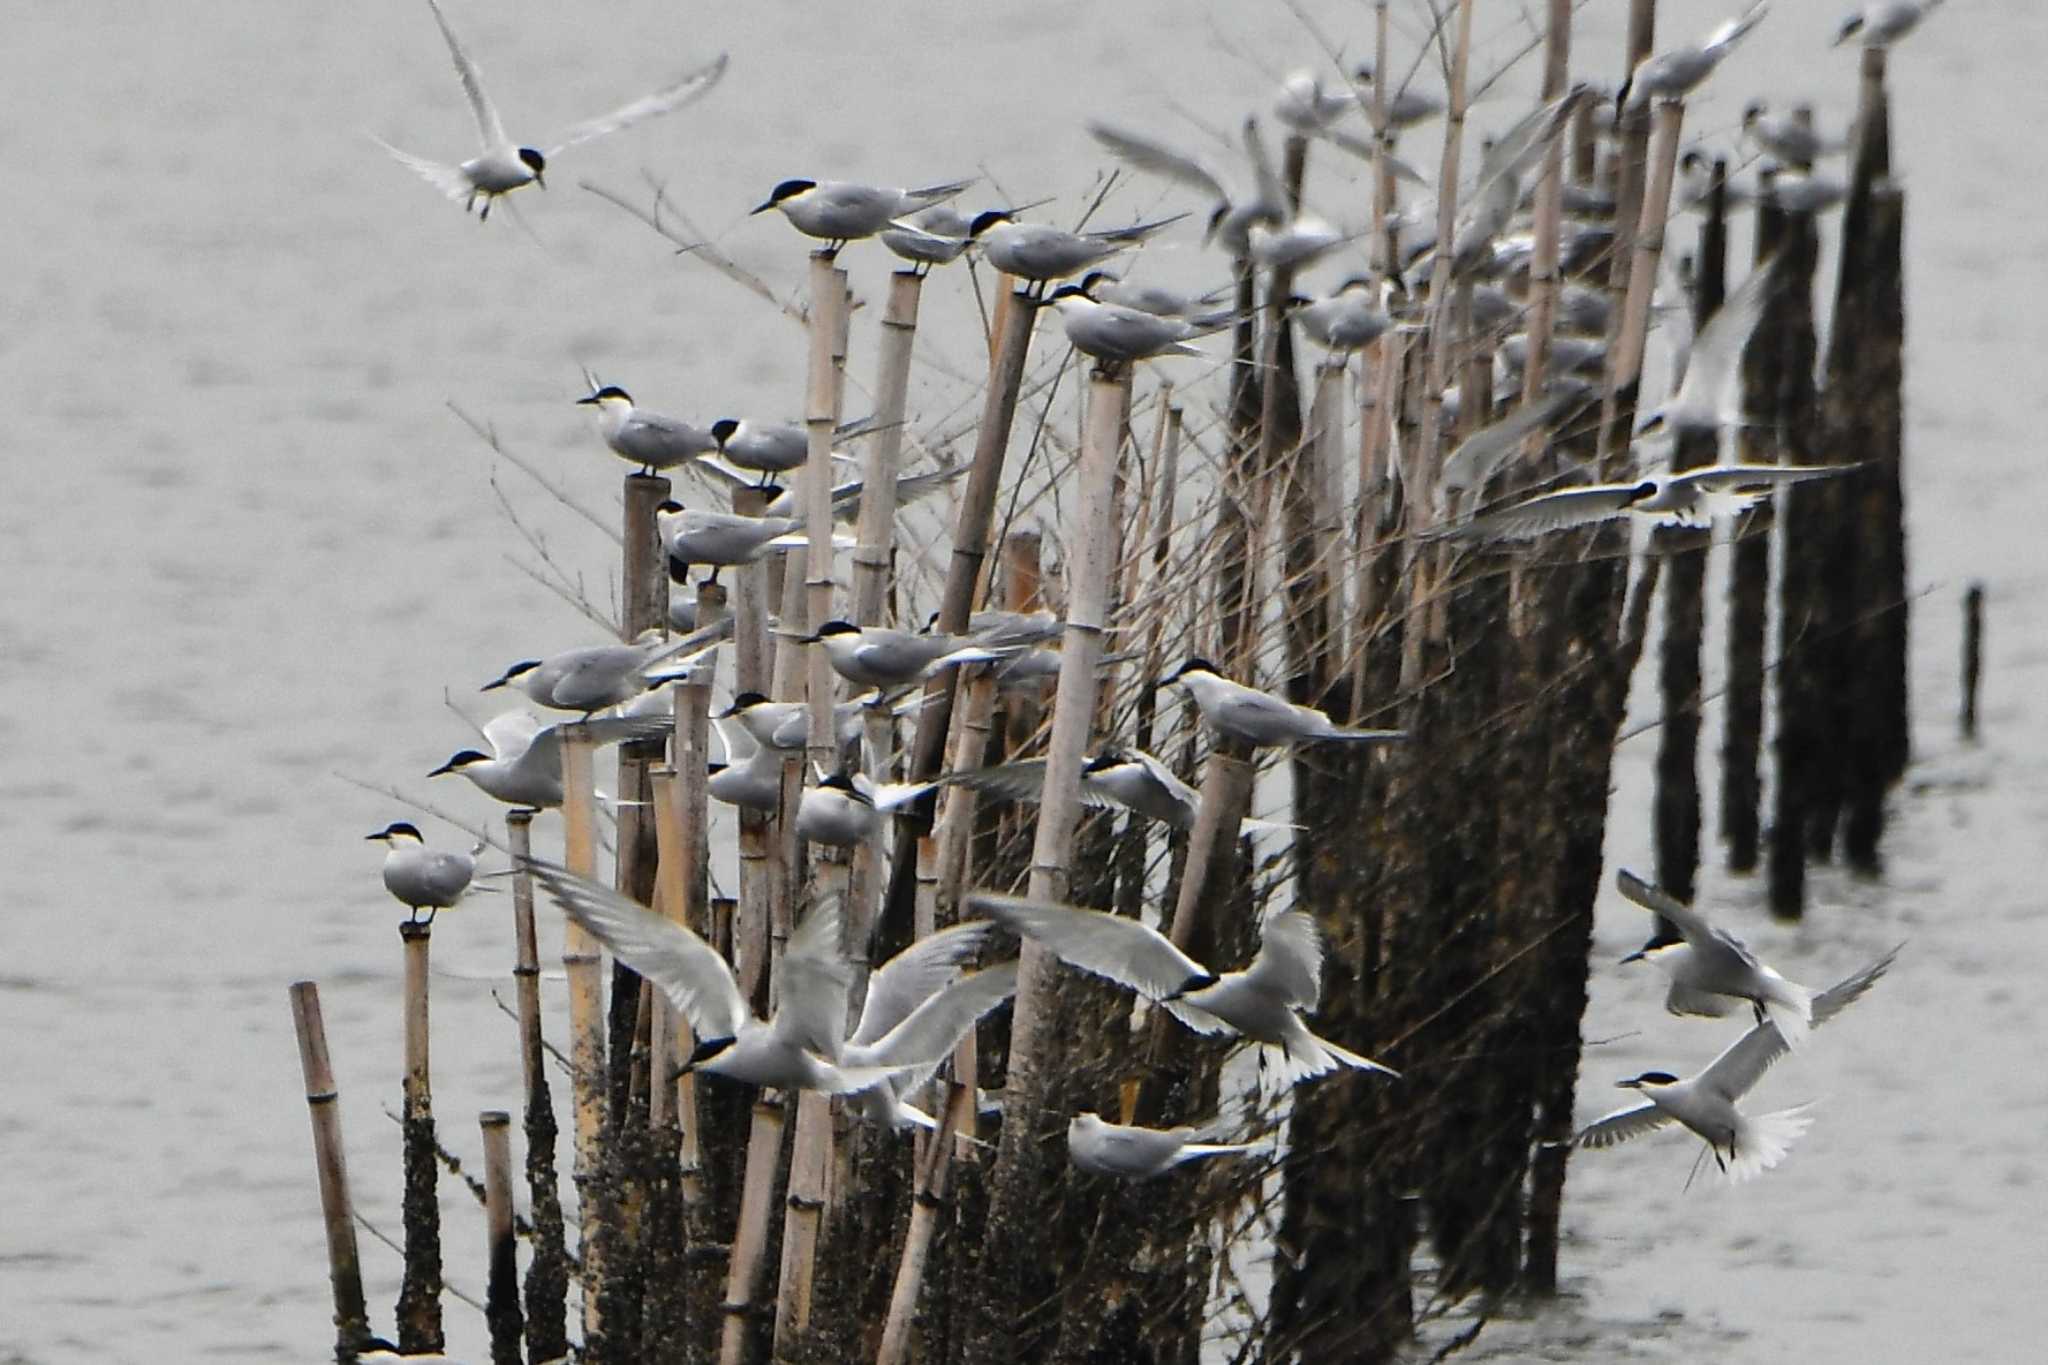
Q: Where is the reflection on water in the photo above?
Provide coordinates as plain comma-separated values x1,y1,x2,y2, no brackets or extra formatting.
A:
3,2,2042,1361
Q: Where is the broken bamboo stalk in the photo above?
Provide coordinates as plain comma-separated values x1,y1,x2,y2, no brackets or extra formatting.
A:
289,981,375,1360
507,810,570,1363
480,1110,522,1364
716,1093,789,1365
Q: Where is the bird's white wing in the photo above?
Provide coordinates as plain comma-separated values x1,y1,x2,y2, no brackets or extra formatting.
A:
867,779,936,812
527,862,747,1041
1670,253,1777,425
1211,678,1312,730
1614,869,1754,967
1239,910,1325,1008
857,962,1019,1069
770,896,854,1060
1678,463,1859,493
370,136,471,201
1440,391,1584,500
850,922,996,1047
546,53,729,156
1087,122,1228,202
941,760,1050,804
426,0,506,150
1128,748,1199,807
524,713,671,769
968,893,1210,999
482,708,545,759
1448,484,1642,541
1703,2,1771,57
1697,942,1901,1101
1573,1098,1675,1149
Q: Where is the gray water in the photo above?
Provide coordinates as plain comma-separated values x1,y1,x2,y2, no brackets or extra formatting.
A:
3,2,2043,1360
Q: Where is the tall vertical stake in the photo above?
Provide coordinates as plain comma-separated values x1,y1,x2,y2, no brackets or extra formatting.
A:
289,981,374,1360
395,920,444,1352
480,1110,522,1363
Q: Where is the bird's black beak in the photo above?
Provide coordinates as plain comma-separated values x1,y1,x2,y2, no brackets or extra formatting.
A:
575,394,600,406
427,760,457,778
364,832,386,842
749,198,777,216
1619,949,1646,965
535,172,547,191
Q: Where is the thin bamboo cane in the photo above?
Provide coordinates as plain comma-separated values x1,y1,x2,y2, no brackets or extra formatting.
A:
480,1110,523,1364
396,920,444,1352
873,1081,965,1365
558,727,609,1338
804,254,851,774
289,981,375,1360
932,669,999,916
1609,101,1687,400
716,1094,789,1365
507,810,570,1362
854,271,924,628
613,473,673,1115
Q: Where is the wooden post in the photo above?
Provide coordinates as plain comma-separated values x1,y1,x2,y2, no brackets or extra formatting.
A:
507,811,570,1363
289,982,375,1360
716,1094,788,1365
1962,585,1983,738
558,726,610,1337
480,1111,522,1364
613,473,673,1115
395,921,444,1352
932,669,999,917
803,253,850,775
962,366,1129,1365
874,1083,965,1365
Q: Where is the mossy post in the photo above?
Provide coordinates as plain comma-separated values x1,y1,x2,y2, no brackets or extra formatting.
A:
479,1110,523,1364
395,920,444,1352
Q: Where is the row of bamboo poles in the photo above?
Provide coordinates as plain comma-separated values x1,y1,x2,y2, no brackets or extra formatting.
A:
296,2,1918,1360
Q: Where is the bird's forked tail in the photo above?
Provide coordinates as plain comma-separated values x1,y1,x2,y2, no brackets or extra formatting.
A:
1727,1101,1815,1182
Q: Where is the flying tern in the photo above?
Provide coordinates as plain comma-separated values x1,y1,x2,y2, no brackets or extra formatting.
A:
1616,869,1818,1044
1066,1112,1265,1179
1441,461,1856,541
971,892,1397,1087
375,0,726,221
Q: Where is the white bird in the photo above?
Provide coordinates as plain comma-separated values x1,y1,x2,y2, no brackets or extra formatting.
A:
879,204,976,273
705,717,785,813
1741,102,1841,168
1766,171,1848,215
1273,70,1358,134
1441,461,1856,541
428,711,670,810
970,893,1398,1086
657,502,851,583
1615,869,1817,1045
1621,3,1770,109
1066,1112,1265,1179
576,385,717,475
1834,1,1944,48
1575,944,1900,1181
795,769,935,847
481,629,705,716
750,178,976,253
841,925,1020,1133
801,619,1011,688
529,863,1007,1096
1087,117,1289,258
718,690,878,754
940,746,1290,836
1292,278,1401,354
1165,659,1406,749
375,0,726,221
367,822,478,924
1351,62,1447,132
1637,254,1782,437
1076,271,1234,326
966,211,1183,291
1437,379,1598,513
1249,214,1348,272
1047,283,1211,365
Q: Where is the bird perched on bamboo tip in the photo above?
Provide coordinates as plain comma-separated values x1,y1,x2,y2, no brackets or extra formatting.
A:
367,821,480,924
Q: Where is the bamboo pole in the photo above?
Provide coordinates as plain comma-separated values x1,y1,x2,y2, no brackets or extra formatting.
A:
613,473,673,1115
804,253,851,774
1608,100,1687,403
855,271,924,628
878,288,1042,950
771,1087,831,1350
874,1082,965,1365
932,669,999,916
289,981,375,1360
716,1094,789,1365
396,920,444,1352
559,726,609,1339
1593,0,1661,474
507,811,571,1363
961,365,1129,1365
1516,0,1574,431
1961,585,1983,738
480,1110,522,1364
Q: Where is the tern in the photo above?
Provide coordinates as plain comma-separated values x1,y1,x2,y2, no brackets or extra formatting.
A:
719,691,881,754
1164,660,1405,749
528,865,979,1095
1620,3,1770,109
1637,253,1781,438
1616,870,1817,1044
705,719,785,813
482,630,707,716
1087,117,1288,258
965,210,1184,292
941,746,1291,836
1441,461,1856,541
706,417,849,479
795,768,936,848
879,204,976,273
1437,379,1598,513
576,386,717,475
375,0,726,221
971,893,1397,1086
1835,1,1944,48
1575,944,1900,1181
657,502,851,583
429,711,670,810
750,178,975,254
1066,1112,1265,1179
1292,278,1402,353
1740,102,1841,168
1047,283,1211,365
1076,272,1234,326
800,620,1010,688
367,822,478,924
840,924,1020,1133
1352,62,1447,132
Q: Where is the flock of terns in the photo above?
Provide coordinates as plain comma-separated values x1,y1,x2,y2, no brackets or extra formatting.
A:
363,0,1933,1213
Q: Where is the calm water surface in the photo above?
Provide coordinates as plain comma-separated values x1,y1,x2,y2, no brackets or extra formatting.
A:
3,3,2043,1361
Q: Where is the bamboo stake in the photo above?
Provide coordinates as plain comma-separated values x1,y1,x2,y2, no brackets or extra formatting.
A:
396,920,444,1352
855,271,924,628
507,810,571,1363
932,669,999,916
1961,585,1983,739
962,365,1129,1365
559,726,609,1339
613,473,673,1113
717,1094,789,1365
289,981,375,1360
874,1081,965,1365
480,1111,522,1364
804,253,851,774
772,1087,832,1350
1609,100,1686,402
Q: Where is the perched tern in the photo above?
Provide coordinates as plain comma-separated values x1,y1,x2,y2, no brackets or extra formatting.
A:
800,620,1011,688
796,769,936,847
1620,3,1770,109
482,630,705,716
429,711,670,810
750,178,975,254
1616,869,1817,1044
1047,283,1211,365
576,386,717,475
971,893,1397,1086
1766,172,1848,215
1575,944,1900,1180
879,204,975,273
657,502,850,583
1834,1,1944,48
527,865,963,1095
1741,102,1841,168
1164,660,1405,749
1077,271,1234,326
367,822,478,924
966,211,1183,291
1292,278,1401,353
375,0,726,221
1066,1112,1265,1179
941,746,1291,836
705,719,784,813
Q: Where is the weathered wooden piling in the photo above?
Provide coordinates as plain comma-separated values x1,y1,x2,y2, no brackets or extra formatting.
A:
716,1094,788,1365
289,981,376,1361
1652,166,1729,905
479,1110,522,1364
1961,585,1983,738
558,726,613,1338
395,920,444,1352
505,810,571,1364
